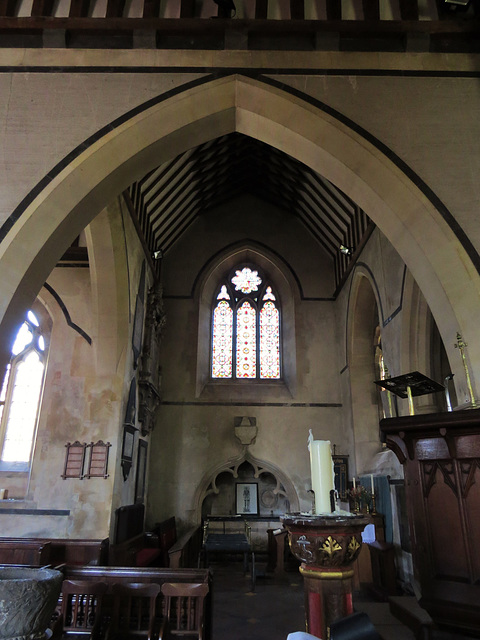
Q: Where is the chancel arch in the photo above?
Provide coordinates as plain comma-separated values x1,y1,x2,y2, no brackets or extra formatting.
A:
0,74,479,405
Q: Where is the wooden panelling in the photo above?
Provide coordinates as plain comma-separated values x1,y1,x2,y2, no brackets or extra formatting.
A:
382,408,480,635
0,0,16,17
106,0,126,18
180,0,195,18
142,0,160,18
31,0,54,16
290,0,304,20
326,0,341,20
399,0,419,20
362,0,380,20
255,0,268,19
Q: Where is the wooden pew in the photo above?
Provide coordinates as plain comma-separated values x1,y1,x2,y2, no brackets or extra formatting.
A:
154,517,177,566
0,540,51,566
0,537,109,566
109,504,162,567
49,538,109,566
62,565,213,640
63,564,211,587
168,525,202,569
109,533,161,567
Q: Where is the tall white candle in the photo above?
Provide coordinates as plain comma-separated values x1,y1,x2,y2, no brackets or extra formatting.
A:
353,477,356,489
308,429,335,514
370,474,374,493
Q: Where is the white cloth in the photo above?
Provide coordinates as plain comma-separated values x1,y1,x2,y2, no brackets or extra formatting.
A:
287,633,320,640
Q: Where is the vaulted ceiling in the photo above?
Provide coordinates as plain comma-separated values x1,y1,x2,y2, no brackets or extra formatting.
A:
125,132,374,290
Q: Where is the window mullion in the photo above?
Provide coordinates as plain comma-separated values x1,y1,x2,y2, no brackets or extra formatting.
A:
233,304,238,379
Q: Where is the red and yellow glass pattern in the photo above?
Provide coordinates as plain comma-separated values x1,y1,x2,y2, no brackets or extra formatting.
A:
212,300,233,378
260,301,280,378
211,276,280,380
236,301,257,378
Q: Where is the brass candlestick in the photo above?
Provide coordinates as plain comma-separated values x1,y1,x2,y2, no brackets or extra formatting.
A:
455,333,478,408
370,493,377,515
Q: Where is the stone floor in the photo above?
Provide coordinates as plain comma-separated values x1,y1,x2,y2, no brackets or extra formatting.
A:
210,560,417,640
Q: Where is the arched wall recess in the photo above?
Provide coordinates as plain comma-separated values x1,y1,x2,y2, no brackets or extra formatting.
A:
0,75,479,399
192,451,300,523
346,268,384,475
194,242,299,397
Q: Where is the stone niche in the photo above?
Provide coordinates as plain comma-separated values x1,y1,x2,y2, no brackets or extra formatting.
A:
198,456,299,552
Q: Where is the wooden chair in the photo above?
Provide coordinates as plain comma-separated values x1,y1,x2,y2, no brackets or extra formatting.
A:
58,579,108,639
107,582,161,640
160,583,209,640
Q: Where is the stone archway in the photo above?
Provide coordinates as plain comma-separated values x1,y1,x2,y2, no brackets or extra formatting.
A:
347,269,384,476
192,451,300,523
1,74,479,399
194,240,300,398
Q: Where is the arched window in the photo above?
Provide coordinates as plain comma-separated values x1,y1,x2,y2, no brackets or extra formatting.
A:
211,266,281,380
0,310,47,471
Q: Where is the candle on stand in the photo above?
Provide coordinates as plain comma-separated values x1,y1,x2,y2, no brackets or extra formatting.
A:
308,429,335,514
353,477,356,489
370,474,374,493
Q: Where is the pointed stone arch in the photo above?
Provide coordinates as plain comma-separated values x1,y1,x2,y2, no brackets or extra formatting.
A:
194,240,299,397
0,74,479,398
346,267,384,475
192,450,300,523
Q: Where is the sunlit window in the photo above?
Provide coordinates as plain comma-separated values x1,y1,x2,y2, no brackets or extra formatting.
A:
211,266,281,380
0,311,46,471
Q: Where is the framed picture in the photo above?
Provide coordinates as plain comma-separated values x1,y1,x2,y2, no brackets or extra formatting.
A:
333,455,349,501
62,441,87,479
235,482,259,516
84,440,111,479
135,440,148,504
121,425,136,481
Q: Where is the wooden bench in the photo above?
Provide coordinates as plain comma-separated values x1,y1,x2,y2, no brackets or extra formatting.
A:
154,517,177,566
0,537,109,566
109,532,161,567
109,504,162,567
0,540,52,566
61,565,213,640
168,525,202,569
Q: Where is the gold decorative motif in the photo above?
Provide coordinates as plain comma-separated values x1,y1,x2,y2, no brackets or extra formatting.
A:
346,536,360,561
321,536,342,557
300,567,355,580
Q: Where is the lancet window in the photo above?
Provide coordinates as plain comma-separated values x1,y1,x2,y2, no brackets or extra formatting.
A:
211,266,281,380
0,310,47,471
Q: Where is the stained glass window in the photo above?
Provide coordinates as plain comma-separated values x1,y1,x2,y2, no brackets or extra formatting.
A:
211,266,281,380
260,301,280,378
212,300,233,378
0,310,46,471
236,301,257,378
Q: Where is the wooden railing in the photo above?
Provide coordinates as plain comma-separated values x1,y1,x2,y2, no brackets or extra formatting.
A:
0,0,478,52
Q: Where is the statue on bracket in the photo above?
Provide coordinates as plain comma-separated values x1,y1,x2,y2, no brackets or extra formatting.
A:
138,281,166,436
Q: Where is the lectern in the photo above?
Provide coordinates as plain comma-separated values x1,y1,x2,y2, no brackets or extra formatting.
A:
374,371,444,415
